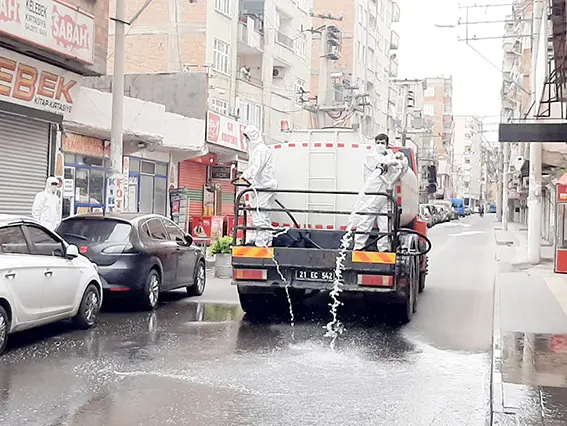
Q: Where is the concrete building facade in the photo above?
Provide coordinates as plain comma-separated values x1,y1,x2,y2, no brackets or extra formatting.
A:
107,0,312,144
453,116,483,208
310,0,400,138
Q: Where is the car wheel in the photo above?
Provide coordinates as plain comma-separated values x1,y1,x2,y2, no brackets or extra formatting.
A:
0,306,9,356
73,284,101,329
141,269,161,311
187,261,206,297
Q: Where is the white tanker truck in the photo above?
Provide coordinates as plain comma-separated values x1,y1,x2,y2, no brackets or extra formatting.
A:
231,128,431,323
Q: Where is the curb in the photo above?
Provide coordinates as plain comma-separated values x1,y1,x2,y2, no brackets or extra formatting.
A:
491,274,504,424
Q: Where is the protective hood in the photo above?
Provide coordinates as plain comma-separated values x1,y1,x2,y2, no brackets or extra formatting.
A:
243,125,264,149
45,177,58,191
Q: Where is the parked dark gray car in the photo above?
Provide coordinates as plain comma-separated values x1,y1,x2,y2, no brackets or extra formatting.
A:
57,213,206,310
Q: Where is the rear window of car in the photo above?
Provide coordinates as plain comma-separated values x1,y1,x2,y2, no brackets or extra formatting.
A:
57,219,132,244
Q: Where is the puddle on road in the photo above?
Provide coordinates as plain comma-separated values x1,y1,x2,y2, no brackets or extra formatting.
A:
500,331,567,421
183,302,244,323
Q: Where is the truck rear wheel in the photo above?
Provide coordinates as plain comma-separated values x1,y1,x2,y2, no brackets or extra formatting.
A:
397,258,418,324
237,287,286,318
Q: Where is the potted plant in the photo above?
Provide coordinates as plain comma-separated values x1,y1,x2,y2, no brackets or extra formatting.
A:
209,236,233,278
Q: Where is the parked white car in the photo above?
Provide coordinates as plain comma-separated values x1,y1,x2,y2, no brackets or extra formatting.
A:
0,215,103,355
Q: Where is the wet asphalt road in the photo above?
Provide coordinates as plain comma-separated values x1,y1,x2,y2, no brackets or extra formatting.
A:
0,215,496,426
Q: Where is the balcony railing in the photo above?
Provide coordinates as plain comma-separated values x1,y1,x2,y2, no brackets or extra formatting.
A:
390,31,399,50
276,31,294,50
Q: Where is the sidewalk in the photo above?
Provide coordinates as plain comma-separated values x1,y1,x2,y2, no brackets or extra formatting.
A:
493,221,567,425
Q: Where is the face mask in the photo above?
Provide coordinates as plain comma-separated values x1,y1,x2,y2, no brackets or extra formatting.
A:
376,143,387,153
49,185,57,194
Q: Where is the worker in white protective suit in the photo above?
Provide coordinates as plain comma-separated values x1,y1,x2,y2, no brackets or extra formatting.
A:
32,177,62,232
353,133,408,251
240,125,278,247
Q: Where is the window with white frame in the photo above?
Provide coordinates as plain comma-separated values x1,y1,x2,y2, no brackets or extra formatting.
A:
295,77,306,103
424,86,435,97
298,0,310,12
236,98,263,131
358,5,364,24
295,32,307,58
443,104,452,114
213,39,230,74
210,98,228,115
357,41,365,62
369,13,377,32
367,47,375,70
423,104,435,116
214,0,230,16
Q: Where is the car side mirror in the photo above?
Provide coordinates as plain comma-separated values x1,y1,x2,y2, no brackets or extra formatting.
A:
66,244,79,259
184,234,193,246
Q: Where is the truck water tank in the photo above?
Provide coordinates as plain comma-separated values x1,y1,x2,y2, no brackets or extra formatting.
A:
267,130,419,229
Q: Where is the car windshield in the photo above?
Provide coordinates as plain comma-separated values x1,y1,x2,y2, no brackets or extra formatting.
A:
57,219,132,244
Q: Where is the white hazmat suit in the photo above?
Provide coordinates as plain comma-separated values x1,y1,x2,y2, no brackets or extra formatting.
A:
353,145,408,251
241,125,278,247
32,177,62,232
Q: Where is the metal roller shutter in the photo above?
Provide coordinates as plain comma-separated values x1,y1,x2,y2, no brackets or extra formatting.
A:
178,160,207,217
0,113,50,216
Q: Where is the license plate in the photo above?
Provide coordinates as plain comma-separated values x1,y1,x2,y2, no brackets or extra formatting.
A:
294,269,334,281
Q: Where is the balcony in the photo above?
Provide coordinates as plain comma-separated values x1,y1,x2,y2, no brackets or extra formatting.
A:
238,17,264,54
389,57,398,77
392,1,400,23
236,75,263,100
273,31,295,65
390,31,399,50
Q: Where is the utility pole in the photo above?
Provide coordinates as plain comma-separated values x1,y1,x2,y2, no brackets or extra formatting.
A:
527,0,544,264
308,12,344,128
109,0,126,212
502,141,510,229
496,144,503,221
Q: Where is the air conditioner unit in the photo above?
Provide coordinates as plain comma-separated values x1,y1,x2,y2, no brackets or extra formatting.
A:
229,107,240,119
273,67,285,79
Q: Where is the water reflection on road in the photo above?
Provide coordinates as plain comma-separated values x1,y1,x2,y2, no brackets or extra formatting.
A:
0,296,490,426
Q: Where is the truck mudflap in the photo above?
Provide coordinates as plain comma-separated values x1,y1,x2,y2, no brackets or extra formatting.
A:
232,246,410,295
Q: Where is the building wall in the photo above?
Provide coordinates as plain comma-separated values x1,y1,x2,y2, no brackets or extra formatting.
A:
453,116,482,202
83,73,209,119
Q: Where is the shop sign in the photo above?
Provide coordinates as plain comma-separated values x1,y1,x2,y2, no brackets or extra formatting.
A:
63,133,109,157
558,184,567,202
0,0,95,64
0,46,81,116
210,165,232,180
206,111,248,152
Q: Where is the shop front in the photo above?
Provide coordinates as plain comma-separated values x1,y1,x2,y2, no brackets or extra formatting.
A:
61,133,110,216
126,154,170,216
177,111,248,239
0,47,81,216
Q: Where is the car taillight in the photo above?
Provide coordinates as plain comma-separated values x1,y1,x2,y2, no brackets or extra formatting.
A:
233,269,267,280
80,246,88,254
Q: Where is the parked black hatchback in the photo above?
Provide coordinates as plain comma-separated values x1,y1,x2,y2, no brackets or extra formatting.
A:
56,213,206,310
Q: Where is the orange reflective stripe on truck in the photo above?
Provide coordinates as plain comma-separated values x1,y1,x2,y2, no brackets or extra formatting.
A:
351,251,396,264
232,247,274,259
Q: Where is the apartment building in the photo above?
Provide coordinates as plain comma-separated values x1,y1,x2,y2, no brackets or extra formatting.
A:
453,116,483,209
500,0,532,223
310,0,400,138
422,77,455,199
108,0,312,144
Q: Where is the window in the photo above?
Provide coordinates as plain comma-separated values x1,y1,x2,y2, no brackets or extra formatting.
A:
163,219,186,243
465,132,472,139
367,47,375,70
214,0,230,15
295,32,307,58
0,226,29,254
357,41,365,62
143,219,168,241
369,13,377,31
211,98,228,115
298,0,310,13
25,226,65,257
295,78,306,103
423,104,435,116
443,104,452,114
358,5,364,24
424,86,435,97
213,39,230,75
128,157,168,215
464,158,471,164
57,219,132,244
236,98,263,130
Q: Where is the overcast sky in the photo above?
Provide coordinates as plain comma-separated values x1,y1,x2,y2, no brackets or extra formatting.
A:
396,0,511,139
